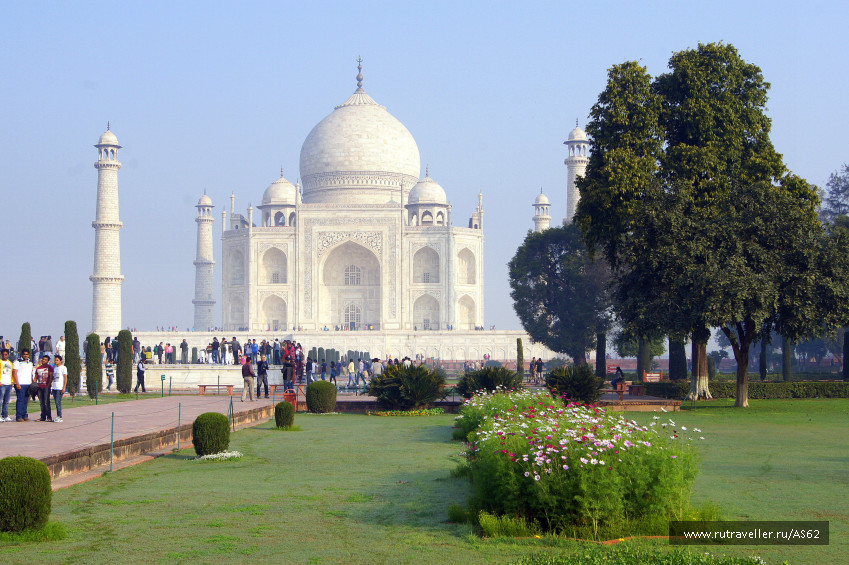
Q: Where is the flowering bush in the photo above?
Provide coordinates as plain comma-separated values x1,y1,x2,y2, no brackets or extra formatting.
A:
455,387,553,440
365,408,445,416
195,450,243,462
458,390,702,538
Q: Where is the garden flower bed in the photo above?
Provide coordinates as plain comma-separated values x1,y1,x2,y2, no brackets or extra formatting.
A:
456,390,704,539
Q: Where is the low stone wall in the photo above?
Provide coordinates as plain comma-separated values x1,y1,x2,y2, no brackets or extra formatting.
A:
40,403,272,479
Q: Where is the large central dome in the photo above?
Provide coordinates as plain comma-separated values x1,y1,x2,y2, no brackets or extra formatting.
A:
299,85,421,205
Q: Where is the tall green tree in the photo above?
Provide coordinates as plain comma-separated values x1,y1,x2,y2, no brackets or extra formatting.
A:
577,43,849,407
64,321,81,396
116,330,133,393
509,224,613,366
19,322,32,356
85,333,102,399
821,164,849,223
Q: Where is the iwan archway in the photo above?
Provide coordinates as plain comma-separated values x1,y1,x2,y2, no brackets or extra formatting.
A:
319,241,381,330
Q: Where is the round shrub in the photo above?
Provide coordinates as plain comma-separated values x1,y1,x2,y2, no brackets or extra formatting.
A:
367,364,446,410
456,366,523,398
274,401,295,428
306,380,337,413
192,412,231,456
545,364,603,404
0,456,52,532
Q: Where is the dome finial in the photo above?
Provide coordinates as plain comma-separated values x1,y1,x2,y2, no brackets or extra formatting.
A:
280,166,284,177
425,164,429,177
575,118,578,128
356,56,364,90
107,120,110,131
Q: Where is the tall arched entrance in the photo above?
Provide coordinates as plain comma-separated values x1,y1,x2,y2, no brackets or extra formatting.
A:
319,241,381,330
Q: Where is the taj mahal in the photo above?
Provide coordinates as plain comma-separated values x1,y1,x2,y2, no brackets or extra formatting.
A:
88,61,590,363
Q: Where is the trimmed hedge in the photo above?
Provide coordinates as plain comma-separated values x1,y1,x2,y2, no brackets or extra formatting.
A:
306,381,337,413
85,333,101,399
544,364,604,404
645,380,849,400
0,456,52,532
274,401,295,428
192,412,231,456
116,330,133,393
64,321,81,396
456,366,523,398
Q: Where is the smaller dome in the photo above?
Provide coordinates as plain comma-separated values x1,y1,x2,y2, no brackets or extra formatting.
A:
262,173,297,206
534,191,550,205
98,129,119,146
197,194,213,207
409,175,447,205
567,126,587,142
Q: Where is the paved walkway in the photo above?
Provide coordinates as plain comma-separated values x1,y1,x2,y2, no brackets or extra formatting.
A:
0,395,275,461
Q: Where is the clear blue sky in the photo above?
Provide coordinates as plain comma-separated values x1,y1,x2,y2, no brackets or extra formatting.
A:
1,0,846,340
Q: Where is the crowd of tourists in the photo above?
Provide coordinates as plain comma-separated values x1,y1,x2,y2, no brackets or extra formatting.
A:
0,348,67,423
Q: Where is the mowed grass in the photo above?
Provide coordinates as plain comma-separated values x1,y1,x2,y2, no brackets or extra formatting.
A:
2,400,846,564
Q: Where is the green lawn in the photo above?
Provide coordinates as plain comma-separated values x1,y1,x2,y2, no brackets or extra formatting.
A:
3,399,847,564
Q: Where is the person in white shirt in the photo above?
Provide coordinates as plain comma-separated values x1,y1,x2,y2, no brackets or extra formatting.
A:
52,355,67,422
0,348,14,421
55,336,66,358
12,348,34,421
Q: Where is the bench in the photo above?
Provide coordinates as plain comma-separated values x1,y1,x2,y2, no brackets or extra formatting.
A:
198,384,234,396
268,383,307,397
601,382,626,402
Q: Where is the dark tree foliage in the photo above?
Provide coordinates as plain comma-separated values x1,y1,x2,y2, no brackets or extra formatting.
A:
64,321,81,396
508,224,612,366
116,330,133,393
85,333,101,399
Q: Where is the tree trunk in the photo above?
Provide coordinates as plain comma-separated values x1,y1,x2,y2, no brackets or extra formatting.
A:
636,338,650,381
734,342,750,408
668,338,687,380
759,339,767,381
688,328,711,400
595,332,607,379
844,329,849,382
782,336,792,382
573,355,588,367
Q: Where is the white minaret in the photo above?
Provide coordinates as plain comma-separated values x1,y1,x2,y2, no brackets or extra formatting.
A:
532,189,552,232
90,124,124,336
563,120,589,223
193,192,216,330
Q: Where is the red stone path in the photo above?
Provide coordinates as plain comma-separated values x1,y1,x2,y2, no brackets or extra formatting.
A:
0,395,276,462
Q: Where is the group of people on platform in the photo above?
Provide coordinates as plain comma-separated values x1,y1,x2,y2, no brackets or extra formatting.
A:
0,348,67,423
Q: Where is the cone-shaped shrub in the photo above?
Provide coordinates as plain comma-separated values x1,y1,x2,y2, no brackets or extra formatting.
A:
85,333,101,399
64,321,81,396
0,456,52,532
116,330,133,393
456,366,523,398
192,412,230,456
19,322,32,357
274,401,295,428
306,381,337,413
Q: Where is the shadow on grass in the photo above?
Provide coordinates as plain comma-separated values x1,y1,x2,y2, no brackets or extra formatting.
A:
161,453,197,461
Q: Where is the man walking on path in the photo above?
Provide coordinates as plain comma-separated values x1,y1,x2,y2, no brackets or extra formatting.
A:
12,349,34,421
133,337,141,363
0,349,14,421
180,339,189,364
135,355,147,393
52,355,67,422
33,354,54,421
241,358,256,402
256,355,269,398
